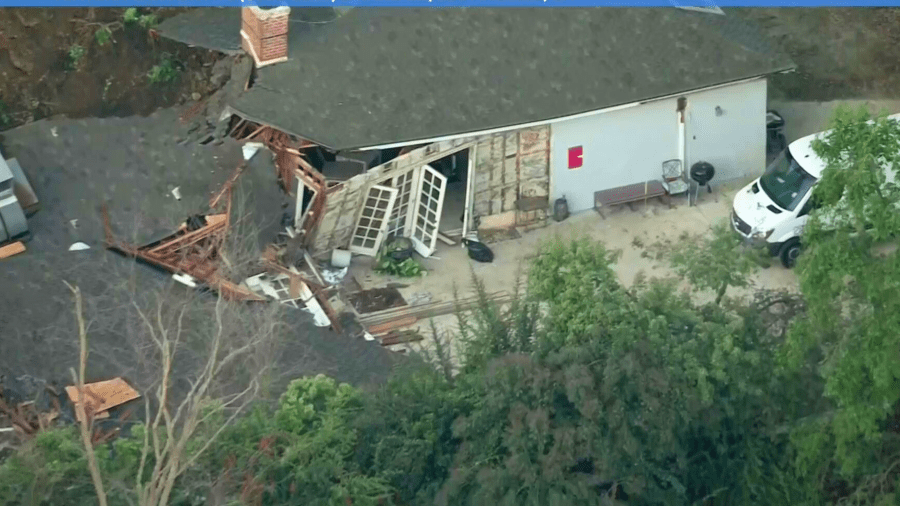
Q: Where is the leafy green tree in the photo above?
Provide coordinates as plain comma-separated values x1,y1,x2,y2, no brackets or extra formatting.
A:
196,375,392,506
455,269,538,371
439,237,809,506
669,220,763,305
1,237,837,506
0,425,164,506
785,105,900,497
353,364,464,505
527,237,625,348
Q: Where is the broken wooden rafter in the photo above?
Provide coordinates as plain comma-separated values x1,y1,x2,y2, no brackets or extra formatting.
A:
309,282,343,334
0,388,61,437
230,120,327,193
303,250,326,286
101,187,265,302
228,119,333,249
227,118,248,137
209,162,247,209
261,247,322,290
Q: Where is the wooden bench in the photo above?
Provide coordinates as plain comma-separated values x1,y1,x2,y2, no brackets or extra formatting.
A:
594,180,670,218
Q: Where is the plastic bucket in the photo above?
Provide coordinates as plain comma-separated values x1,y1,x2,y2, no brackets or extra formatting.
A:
331,249,352,268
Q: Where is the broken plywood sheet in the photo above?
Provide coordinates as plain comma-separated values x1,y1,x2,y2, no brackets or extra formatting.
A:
65,377,140,423
0,242,26,259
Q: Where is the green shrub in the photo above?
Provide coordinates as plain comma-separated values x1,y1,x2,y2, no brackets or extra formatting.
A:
147,54,180,84
67,44,85,67
94,27,112,46
123,7,139,24
374,257,425,277
138,14,158,29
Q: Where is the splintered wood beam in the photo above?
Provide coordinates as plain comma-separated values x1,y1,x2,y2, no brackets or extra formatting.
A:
244,124,267,141
210,164,246,209
144,221,227,256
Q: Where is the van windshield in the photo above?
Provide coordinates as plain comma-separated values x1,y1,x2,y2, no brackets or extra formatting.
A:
759,148,818,211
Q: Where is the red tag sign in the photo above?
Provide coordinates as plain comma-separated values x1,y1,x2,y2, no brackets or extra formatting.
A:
568,146,583,169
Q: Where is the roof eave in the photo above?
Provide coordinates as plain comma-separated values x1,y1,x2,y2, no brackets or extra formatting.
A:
352,70,789,152
231,66,794,152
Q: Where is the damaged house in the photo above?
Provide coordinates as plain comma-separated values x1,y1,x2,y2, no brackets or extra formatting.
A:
161,7,794,260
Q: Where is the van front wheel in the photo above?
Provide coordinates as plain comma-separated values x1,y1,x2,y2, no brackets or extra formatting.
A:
780,239,802,269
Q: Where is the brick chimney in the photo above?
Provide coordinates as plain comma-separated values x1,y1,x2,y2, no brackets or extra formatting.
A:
241,6,290,67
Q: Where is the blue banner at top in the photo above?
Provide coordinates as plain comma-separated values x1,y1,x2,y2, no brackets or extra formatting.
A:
1,0,899,6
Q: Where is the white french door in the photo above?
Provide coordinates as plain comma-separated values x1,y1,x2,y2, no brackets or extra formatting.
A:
383,166,419,240
409,165,447,257
349,185,398,256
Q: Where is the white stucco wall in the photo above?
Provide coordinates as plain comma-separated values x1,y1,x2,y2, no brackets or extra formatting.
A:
550,78,768,214
684,78,768,187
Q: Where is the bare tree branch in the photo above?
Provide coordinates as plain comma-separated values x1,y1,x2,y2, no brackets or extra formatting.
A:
64,281,109,506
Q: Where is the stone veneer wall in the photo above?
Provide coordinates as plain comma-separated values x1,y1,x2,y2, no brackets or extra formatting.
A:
309,125,551,257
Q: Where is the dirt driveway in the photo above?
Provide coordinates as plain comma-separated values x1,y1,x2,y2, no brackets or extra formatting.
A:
347,180,797,363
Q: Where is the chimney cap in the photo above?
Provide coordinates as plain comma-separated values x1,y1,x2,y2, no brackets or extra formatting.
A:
244,6,291,18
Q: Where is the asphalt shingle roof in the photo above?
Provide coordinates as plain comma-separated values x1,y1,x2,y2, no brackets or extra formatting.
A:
162,8,794,150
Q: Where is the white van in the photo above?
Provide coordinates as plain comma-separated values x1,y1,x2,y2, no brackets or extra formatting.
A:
731,113,900,268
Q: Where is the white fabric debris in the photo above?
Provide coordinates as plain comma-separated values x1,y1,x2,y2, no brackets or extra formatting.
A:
242,142,264,161
321,266,348,286
173,273,198,288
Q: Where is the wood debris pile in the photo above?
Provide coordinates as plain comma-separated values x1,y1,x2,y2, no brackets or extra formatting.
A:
102,163,266,302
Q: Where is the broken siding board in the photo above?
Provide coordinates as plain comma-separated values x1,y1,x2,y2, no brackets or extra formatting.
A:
503,132,518,158
318,182,354,253
473,190,491,218
313,189,347,252
519,128,549,153
503,164,518,212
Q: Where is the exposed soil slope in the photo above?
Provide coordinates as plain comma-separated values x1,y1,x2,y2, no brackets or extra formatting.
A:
0,7,224,130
